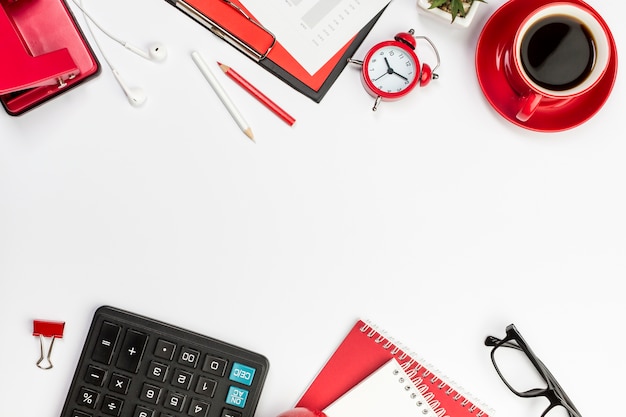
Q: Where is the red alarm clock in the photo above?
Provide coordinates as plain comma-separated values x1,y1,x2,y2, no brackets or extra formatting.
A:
349,29,440,111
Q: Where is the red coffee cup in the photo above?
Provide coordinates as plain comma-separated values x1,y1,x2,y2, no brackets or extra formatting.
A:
504,2,612,122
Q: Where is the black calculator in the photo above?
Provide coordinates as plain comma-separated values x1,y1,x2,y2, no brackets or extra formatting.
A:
59,306,269,417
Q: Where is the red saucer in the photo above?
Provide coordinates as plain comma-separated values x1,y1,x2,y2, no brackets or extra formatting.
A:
475,0,618,132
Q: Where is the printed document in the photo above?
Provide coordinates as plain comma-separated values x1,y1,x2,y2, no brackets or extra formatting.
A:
243,0,390,75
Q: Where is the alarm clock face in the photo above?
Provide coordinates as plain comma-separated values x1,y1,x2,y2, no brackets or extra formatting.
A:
362,40,419,99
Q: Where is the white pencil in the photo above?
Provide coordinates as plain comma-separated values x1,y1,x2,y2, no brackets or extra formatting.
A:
191,51,254,142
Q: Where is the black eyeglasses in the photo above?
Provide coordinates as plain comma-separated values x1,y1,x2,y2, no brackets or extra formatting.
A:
484,324,582,417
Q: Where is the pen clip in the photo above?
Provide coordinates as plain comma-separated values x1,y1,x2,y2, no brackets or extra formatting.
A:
176,0,276,62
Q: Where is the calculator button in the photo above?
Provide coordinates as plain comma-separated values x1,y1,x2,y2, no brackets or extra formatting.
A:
139,383,162,405
202,355,228,376
172,368,194,390
77,387,99,409
188,399,210,417
101,395,123,416
84,365,106,386
194,376,217,397
154,339,176,360
147,361,169,382
178,347,200,368
59,307,269,417
164,392,187,412
221,408,243,417
225,386,249,409
229,363,256,386
108,373,131,394
116,329,148,373
92,321,121,364
133,405,154,417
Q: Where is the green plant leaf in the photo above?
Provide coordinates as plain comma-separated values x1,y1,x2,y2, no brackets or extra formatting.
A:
428,0,484,22
449,0,467,21
428,0,449,9
428,0,486,22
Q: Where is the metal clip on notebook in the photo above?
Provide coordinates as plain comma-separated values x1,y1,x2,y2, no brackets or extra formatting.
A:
166,0,276,61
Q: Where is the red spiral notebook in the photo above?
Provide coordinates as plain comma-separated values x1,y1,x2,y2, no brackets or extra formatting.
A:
296,320,492,417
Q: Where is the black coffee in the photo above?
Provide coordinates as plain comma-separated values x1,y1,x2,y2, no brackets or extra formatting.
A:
520,15,596,91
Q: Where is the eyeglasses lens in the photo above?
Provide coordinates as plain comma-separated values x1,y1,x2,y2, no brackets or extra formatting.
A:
493,345,575,417
492,342,547,393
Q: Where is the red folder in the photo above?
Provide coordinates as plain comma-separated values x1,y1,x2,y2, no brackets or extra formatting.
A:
1,0,100,115
296,320,492,417
163,0,386,102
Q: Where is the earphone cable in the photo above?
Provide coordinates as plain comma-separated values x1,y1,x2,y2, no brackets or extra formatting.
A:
72,0,117,72
69,0,126,47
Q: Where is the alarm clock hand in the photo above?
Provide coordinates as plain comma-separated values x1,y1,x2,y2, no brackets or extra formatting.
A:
373,73,389,81
371,58,396,81
384,58,398,76
391,70,408,81
384,57,408,81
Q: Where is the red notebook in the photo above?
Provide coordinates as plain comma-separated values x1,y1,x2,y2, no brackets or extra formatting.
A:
296,320,492,417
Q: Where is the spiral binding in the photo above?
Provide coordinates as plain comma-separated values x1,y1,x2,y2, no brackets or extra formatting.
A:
390,364,436,416
360,321,495,417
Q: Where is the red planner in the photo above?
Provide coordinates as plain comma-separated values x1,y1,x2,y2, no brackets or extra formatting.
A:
296,320,492,417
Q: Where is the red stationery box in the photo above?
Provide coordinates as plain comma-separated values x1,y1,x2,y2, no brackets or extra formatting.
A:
0,0,100,116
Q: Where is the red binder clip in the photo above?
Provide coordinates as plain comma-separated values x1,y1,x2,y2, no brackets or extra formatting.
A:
33,320,65,370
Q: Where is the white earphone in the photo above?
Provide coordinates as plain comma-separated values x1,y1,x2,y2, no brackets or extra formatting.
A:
71,0,167,106
111,69,147,107
123,43,167,62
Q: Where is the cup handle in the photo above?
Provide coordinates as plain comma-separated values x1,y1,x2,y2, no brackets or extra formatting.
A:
516,91,543,122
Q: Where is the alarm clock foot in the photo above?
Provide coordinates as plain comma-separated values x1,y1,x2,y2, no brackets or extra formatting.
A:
372,96,382,111
347,58,363,67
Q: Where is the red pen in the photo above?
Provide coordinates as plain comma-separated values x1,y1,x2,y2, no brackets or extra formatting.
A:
218,62,296,126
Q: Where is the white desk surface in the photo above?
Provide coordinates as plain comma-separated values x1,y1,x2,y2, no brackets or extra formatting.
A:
1,1,624,417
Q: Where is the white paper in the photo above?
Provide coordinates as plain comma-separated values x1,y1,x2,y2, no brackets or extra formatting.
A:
242,0,390,75
323,359,436,417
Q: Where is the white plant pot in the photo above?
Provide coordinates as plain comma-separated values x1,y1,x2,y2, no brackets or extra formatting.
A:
416,0,482,28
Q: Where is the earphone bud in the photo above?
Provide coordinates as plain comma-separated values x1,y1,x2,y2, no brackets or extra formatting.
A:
70,0,166,107
124,43,168,62
112,69,147,107
70,0,167,63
